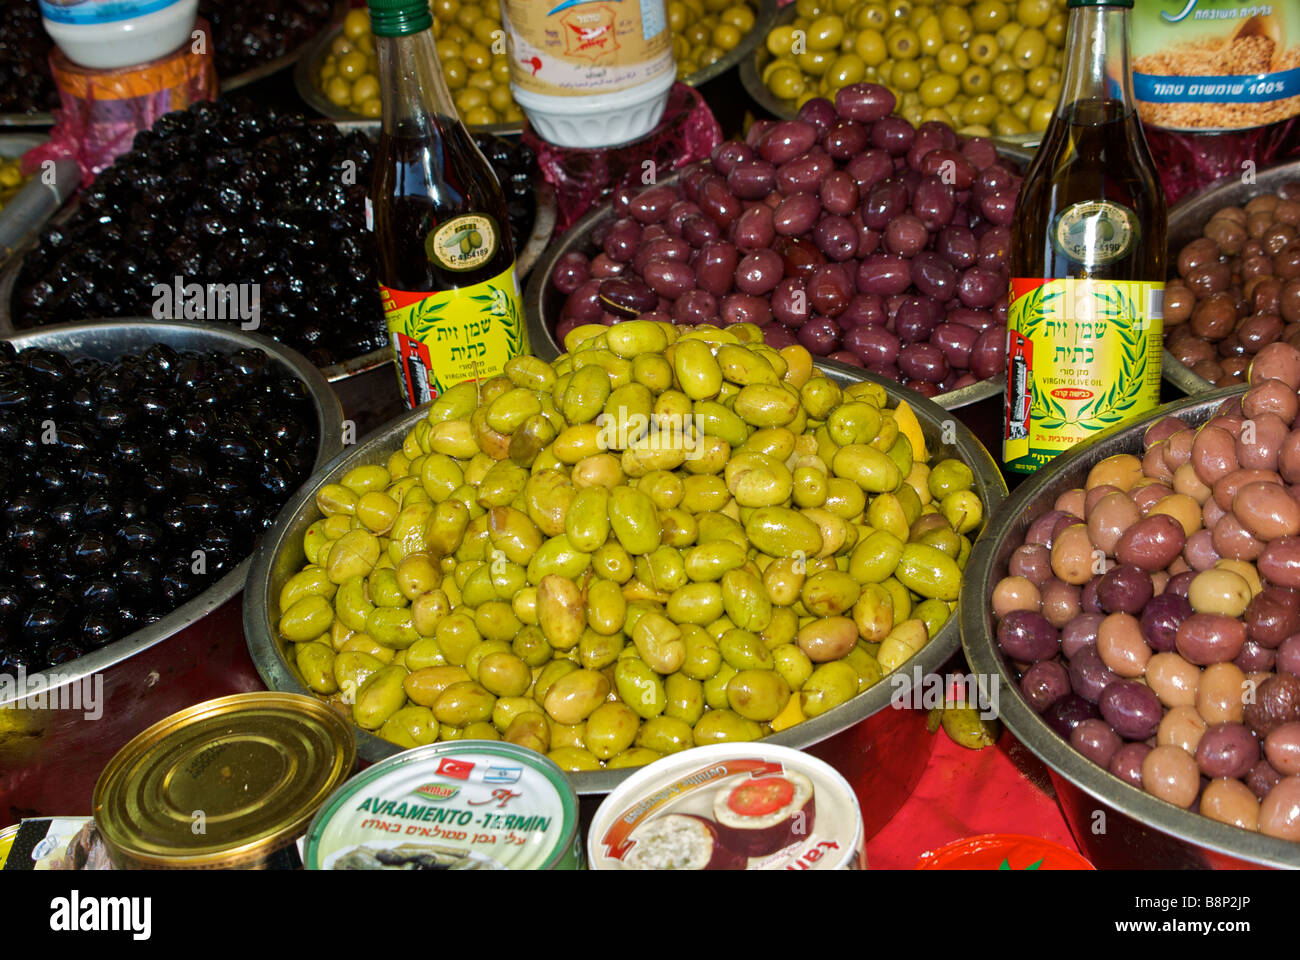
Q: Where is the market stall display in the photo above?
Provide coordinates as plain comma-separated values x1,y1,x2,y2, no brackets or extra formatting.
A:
296,0,777,131
964,375,1300,868
530,83,1022,406
246,328,1005,792
1163,162,1300,393
741,0,1066,144
0,320,343,826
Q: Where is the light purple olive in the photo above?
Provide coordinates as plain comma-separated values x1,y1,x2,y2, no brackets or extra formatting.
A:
1099,679,1163,740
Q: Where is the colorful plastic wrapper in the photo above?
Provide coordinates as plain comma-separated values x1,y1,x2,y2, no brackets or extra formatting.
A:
24,21,217,188
1145,116,1300,207
524,82,723,234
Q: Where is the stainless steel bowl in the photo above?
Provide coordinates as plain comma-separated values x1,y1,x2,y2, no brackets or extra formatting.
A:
1162,158,1300,399
961,386,1300,869
0,135,76,272
245,367,1007,795
296,0,778,132
0,320,346,826
522,167,1014,410
737,2,1041,152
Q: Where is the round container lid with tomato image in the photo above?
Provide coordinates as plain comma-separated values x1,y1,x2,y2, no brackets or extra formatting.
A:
588,743,866,870
916,833,1096,870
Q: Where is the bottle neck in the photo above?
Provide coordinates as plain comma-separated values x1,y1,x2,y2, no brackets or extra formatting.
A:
375,27,460,133
1056,5,1136,117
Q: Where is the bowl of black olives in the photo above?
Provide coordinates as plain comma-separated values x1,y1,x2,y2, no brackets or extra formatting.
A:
0,318,344,821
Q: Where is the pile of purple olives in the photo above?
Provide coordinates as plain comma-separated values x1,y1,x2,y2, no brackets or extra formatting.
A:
992,340,1300,842
550,82,1017,398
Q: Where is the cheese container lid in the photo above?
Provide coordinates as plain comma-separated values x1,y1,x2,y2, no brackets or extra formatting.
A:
587,743,866,870
93,693,356,869
304,741,582,870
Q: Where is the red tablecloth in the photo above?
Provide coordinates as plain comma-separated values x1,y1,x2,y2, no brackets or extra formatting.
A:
866,730,1081,869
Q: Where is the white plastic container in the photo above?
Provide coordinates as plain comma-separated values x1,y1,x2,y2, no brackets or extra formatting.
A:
587,743,868,870
40,0,198,70
500,0,676,148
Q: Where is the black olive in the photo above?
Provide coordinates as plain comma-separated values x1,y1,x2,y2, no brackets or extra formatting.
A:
116,557,159,595
22,603,63,643
80,614,117,648
46,640,85,666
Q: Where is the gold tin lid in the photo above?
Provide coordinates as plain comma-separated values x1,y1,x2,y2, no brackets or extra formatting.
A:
93,692,356,869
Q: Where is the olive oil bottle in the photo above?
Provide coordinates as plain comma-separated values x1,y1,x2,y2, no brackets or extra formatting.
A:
1004,0,1166,474
368,0,525,408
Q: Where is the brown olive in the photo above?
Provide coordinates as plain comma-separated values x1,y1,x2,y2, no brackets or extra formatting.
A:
1204,216,1248,256
1158,704,1207,755
1146,652,1199,707
1258,774,1300,840
1178,237,1221,276
1200,777,1260,830
1197,661,1248,724
1189,293,1239,341
1086,491,1139,557
1141,744,1200,809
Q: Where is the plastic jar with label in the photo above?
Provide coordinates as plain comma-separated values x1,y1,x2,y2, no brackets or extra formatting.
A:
500,0,676,149
40,0,199,71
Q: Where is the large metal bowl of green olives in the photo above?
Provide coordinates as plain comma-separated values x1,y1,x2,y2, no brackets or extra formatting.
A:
245,345,1007,799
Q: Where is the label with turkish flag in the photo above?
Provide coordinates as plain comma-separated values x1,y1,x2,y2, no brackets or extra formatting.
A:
435,758,475,781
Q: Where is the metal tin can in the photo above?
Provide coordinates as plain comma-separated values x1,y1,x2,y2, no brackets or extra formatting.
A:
92,693,356,869
587,743,866,870
0,824,17,869
303,741,583,870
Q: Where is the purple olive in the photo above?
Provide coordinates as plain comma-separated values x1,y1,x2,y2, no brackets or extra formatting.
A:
1071,718,1123,768
1109,742,1152,788
911,252,959,301
1021,659,1070,713
1195,722,1260,779
1069,646,1119,703
1099,679,1163,740
1043,694,1101,738
1061,612,1105,659
1096,564,1154,615
797,316,841,356
898,342,949,383
1140,591,1191,653
997,610,1060,662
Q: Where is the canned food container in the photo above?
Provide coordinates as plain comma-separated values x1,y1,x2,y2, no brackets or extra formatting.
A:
916,833,1094,870
92,692,356,869
304,741,582,870
0,824,17,869
587,742,865,870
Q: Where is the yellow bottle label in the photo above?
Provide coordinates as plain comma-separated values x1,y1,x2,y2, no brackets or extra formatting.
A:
1004,277,1164,474
381,263,525,408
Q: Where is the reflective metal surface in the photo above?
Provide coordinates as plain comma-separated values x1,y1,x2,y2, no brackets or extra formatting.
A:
0,320,345,825
0,136,75,272
737,3,1041,152
246,367,1007,794
961,387,1300,869
1162,158,1300,397
522,167,1013,410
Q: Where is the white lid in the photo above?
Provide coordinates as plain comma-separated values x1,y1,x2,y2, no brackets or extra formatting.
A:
587,743,866,870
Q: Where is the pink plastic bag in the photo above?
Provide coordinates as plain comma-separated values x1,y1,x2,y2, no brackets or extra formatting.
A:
24,21,218,188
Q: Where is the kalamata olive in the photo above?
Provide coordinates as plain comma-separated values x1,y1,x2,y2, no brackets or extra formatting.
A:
1238,312,1284,354
1109,742,1152,788
862,179,908,230
1026,509,1073,548
1237,640,1277,673
911,252,959,301
976,224,1011,272
796,316,841,357
1097,565,1154,617
1195,722,1259,779
913,175,956,230
1021,659,1070,714
695,241,738,296
776,235,827,278
980,190,1017,226
681,214,720,248
957,267,1004,309
1115,513,1186,571
894,296,943,343
1279,634,1300,675
960,137,999,171
898,343,948,383
590,253,626,278
731,205,776,253
822,120,869,162
629,184,675,224
597,276,657,317
1258,536,1300,588
839,294,884,328
1071,717,1122,768
807,263,853,317
816,171,859,217
1043,693,1100,739
931,322,978,369
884,214,929,257
1178,236,1221,275
1186,262,1232,298
969,325,1007,380
777,150,833,195
1070,646,1119,703
833,82,895,123
773,193,821,236
812,215,859,262
935,225,978,270
1243,672,1300,737
725,159,777,200
1248,759,1283,799
718,293,771,327
856,254,911,296
1099,679,1163,740
795,96,836,134
843,324,899,368
868,115,914,156
642,259,695,299
1190,293,1238,341
757,120,819,165
698,175,741,228
672,289,718,325
771,277,808,327
710,140,751,175
1061,612,1105,659
997,610,1059,662
1245,587,1300,648
552,251,591,295
1141,591,1192,652
633,236,691,276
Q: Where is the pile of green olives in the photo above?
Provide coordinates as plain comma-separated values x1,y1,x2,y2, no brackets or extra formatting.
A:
274,322,984,772
761,0,1068,137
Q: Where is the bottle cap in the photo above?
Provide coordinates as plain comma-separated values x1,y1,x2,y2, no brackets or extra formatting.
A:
1067,0,1133,6
367,0,432,38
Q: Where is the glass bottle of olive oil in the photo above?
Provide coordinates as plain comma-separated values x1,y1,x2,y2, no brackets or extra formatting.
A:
1004,0,1166,474
368,0,525,409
